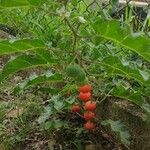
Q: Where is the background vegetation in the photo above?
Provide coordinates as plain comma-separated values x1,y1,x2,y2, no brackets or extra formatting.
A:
0,0,150,149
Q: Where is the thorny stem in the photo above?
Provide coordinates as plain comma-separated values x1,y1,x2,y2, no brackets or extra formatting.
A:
65,18,81,64
65,18,77,38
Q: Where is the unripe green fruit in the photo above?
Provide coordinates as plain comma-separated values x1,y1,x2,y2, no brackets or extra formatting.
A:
66,64,86,82
76,71,86,82
66,64,81,77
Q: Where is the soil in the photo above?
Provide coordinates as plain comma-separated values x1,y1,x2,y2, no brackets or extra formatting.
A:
13,112,125,150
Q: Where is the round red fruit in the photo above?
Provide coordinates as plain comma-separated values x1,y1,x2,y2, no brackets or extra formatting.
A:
84,111,95,121
85,122,95,130
79,92,91,102
79,85,92,93
85,101,96,111
71,105,81,113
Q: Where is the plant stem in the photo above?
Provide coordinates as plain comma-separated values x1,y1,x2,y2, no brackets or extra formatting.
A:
65,18,81,64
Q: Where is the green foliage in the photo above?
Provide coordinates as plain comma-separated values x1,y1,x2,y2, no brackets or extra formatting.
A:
0,51,57,82
0,0,149,117
93,56,150,88
101,119,131,146
0,1,150,149
92,19,150,62
43,120,68,130
0,0,149,116
37,94,75,129
0,0,47,7
112,85,144,105
15,73,63,93
0,39,45,55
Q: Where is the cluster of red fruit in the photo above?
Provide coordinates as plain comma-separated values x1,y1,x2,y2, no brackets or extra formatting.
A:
71,84,96,130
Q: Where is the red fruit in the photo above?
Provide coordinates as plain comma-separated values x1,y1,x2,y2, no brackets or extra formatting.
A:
79,85,92,93
84,111,95,121
85,121,95,130
71,105,81,113
85,101,96,111
79,92,91,102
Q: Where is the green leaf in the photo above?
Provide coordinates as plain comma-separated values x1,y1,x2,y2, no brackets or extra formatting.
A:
101,119,130,146
71,0,78,6
38,106,52,124
111,85,144,106
0,39,45,55
53,120,65,129
0,52,57,82
44,121,53,130
0,0,47,7
50,95,64,111
92,19,150,62
15,73,63,92
54,100,64,111
36,48,57,64
44,120,67,130
139,70,150,81
36,87,60,95
65,96,76,105
95,56,150,88
110,0,118,5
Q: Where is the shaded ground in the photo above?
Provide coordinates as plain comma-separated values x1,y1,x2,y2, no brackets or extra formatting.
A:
6,112,124,150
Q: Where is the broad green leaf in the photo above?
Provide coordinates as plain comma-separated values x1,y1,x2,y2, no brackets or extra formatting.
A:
36,48,57,64
65,96,76,105
110,0,118,5
15,73,63,92
50,95,64,111
92,19,150,62
53,120,66,128
37,87,60,94
0,0,47,7
0,53,57,82
38,106,52,124
101,119,130,146
111,86,144,106
0,39,45,55
94,56,150,88
44,120,67,130
71,0,78,6
44,121,53,130
54,100,64,111
139,70,150,81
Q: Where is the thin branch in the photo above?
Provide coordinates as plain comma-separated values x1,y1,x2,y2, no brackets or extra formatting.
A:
65,18,77,37
64,18,83,66
65,18,78,52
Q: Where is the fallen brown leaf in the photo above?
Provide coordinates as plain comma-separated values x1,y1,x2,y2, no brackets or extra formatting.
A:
86,144,96,150
6,107,24,118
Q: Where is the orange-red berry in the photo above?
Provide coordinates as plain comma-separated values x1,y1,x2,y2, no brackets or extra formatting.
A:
85,101,96,111
84,111,95,121
85,121,95,130
79,92,91,102
71,105,81,113
79,85,92,93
